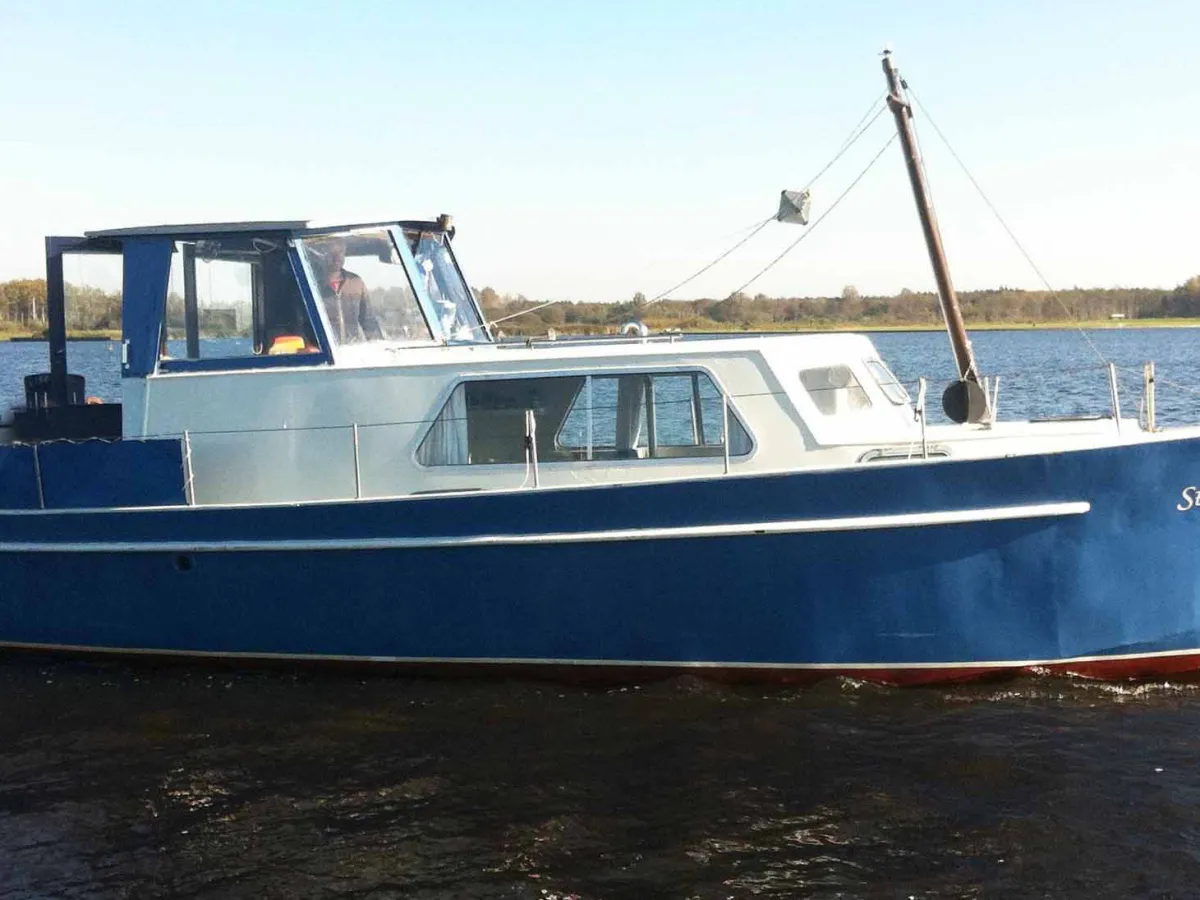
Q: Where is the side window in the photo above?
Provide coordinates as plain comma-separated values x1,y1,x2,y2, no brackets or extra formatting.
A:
417,377,585,466
865,359,910,405
651,373,735,449
417,371,752,467
800,365,872,415
558,375,647,458
162,237,314,362
559,372,750,459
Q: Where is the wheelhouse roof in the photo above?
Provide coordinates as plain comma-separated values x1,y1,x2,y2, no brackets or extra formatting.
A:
83,219,450,240
84,221,310,238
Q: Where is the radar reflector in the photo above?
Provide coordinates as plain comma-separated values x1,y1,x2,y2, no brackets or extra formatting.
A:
777,189,812,225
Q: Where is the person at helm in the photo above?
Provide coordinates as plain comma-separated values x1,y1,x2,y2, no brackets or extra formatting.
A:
316,237,382,343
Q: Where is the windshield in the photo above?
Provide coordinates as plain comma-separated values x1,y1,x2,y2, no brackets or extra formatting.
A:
405,230,488,342
297,229,433,347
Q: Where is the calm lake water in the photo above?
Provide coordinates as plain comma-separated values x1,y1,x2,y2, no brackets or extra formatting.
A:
3,328,1200,899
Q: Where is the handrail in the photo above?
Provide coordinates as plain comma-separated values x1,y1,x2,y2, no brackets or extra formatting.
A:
1143,363,1156,432
1108,363,1122,435
351,424,362,499
183,430,195,506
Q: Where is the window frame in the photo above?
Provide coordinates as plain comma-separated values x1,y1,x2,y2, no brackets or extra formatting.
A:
413,365,756,469
403,228,490,344
554,371,744,460
294,225,439,354
798,364,874,416
155,239,333,374
864,358,910,406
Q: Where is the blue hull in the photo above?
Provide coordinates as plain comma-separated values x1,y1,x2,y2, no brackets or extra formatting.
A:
2,437,1198,683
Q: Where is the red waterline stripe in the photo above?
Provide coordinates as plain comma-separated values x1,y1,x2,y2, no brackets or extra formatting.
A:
3,642,1200,686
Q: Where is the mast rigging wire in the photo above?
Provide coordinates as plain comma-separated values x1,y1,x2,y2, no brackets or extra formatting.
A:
480,92,891,334
723,132,898,300
642,94,889,307
641,217,775,306
908,88,1107,366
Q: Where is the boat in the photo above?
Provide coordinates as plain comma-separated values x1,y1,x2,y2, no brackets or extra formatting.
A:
0,54,1195,685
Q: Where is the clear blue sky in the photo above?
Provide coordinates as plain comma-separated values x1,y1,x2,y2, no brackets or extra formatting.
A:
1,0,1197,303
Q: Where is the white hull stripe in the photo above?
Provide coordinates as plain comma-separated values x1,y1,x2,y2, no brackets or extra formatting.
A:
0,501,1088,553
0,637,1187,672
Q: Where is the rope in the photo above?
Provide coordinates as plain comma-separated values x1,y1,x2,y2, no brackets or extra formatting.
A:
641,97,889,307
907,88,1108,367
804,97,888,196
642,218,774,306
476,93,891,335
724,133,897,299
485,298,566,329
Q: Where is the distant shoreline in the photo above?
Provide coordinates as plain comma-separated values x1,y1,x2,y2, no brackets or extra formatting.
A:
853,319,1200,333
0,319,1197,343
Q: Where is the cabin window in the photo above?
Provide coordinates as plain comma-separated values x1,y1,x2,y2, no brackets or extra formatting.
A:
865,359,909,405
416,371,751,466
404,230,487,342
297,229,432,346
557,372,750,459
800,365,872,415
161,236,314,361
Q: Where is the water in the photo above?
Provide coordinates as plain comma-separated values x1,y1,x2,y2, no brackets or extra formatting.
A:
5,665,1200,898
3,329,1200,898
872,327,1200,426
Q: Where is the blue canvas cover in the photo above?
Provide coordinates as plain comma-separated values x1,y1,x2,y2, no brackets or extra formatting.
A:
37,439,187,509
0,445,39,509
120,237,173,379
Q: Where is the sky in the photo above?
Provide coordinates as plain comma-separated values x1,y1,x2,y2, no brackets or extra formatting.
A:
0,0,1197,303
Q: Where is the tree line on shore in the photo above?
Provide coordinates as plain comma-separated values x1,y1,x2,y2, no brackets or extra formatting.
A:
476,278,1200,334
0,280,121,332
1,275,1199,335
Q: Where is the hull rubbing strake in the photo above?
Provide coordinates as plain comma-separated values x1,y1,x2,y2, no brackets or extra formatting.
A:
0,500,1091,553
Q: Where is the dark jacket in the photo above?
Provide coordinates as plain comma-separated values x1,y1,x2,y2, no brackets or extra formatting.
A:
321,269,382,342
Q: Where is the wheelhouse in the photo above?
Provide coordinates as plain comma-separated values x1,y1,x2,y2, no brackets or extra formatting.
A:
15,219,486,442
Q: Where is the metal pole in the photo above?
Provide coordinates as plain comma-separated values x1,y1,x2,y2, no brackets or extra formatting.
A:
1144,362,1156,432
585,375,593,461
183,429,195,506
690,372,703,444
721,394,731,475
1108,363,1122,435
351,424,362,499
183,243,200,360
31,444,44,510
644,375,658,459
525,410,540,488
44,239,69,408
881,52,979,386
916,377,928,459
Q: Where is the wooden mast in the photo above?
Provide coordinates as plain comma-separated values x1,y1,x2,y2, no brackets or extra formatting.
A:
882,51,987,422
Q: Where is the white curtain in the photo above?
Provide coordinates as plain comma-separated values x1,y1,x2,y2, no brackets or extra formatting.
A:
417,385,469,465
615,376,646,454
